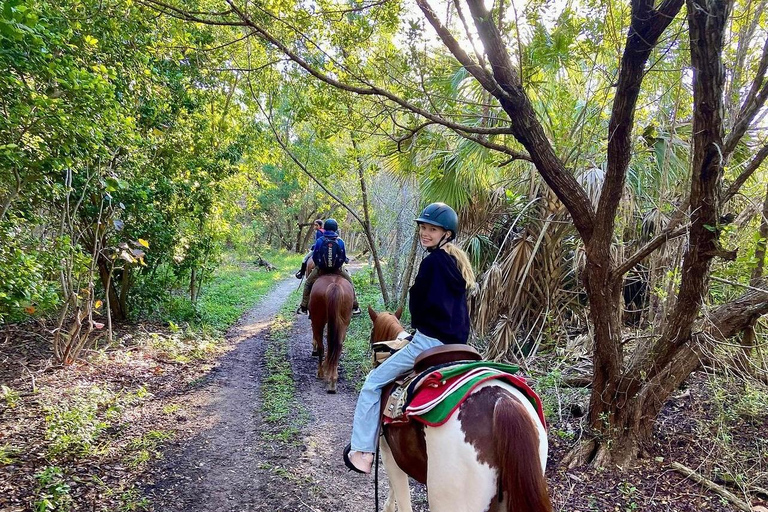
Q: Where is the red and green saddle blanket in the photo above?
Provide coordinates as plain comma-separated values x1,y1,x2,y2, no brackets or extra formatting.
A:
383,361,546,429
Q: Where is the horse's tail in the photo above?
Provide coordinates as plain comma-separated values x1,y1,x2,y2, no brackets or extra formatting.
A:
324,282,345,373
494,395,552,512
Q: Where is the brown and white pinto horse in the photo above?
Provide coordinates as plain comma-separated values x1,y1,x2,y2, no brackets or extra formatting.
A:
368,308,552,512
309,274,354,393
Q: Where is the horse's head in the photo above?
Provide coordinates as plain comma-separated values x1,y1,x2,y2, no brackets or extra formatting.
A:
367,305,404,343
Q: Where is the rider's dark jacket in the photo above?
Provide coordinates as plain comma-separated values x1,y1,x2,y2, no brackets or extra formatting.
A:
409,248,469,345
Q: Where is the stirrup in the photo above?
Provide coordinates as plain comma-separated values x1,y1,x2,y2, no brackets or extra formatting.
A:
342,443,371,474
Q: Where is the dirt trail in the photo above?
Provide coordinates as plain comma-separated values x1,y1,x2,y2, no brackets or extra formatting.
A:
146,275,424,512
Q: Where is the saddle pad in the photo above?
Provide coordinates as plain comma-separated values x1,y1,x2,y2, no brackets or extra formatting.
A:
388,361,546,429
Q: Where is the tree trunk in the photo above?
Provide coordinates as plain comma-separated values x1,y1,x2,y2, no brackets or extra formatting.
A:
190,268,198,302
351,136,390,305
564,0,735,466
750,182,768,284
398,227,421,312
97,257,126,322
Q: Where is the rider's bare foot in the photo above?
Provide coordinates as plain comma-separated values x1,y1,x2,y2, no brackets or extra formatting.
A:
343,444,373,474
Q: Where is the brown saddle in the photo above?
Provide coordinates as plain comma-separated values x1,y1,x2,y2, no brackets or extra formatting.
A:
413,344,481,373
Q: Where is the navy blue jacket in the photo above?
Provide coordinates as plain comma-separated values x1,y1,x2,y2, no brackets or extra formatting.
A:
314,228,325,242
312,231,347,269
409,248,469,345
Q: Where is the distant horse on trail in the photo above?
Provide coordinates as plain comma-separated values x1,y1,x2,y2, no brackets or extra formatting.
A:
309,274,354,393
368,307,552,512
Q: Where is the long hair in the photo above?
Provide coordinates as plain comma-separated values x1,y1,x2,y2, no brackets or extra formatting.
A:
442,242,476,289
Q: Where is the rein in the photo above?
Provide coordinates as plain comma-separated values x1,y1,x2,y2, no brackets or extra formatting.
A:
374,441,380,512
370,313,402,512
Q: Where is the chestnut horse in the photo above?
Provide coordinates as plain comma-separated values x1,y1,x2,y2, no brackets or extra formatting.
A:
309,274,354,393
368,307,552,512
303,259,315,278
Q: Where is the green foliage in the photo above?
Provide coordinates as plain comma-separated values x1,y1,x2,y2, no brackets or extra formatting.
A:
0,443,21,465
260,296,307,442
0,230,67,322
1,384,21,409
43,386,150,459
342,266,386,386
44,401,108,459
124,430,174,469
34,466,73,512
536,368,563,420
148,330,220,364
118,487,150,512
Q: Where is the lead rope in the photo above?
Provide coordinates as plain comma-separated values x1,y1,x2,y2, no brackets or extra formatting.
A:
374,441,381,512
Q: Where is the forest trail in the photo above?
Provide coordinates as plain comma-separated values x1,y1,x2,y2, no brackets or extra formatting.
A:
146,272,425,512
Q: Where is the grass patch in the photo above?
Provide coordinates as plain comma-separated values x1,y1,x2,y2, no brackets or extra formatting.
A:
123,430,175,469
194,250,303,331
341,266,387,387
148,328,221,364
43,386,152,460
259,293,308,443
0,443,21,465
34,466,74,512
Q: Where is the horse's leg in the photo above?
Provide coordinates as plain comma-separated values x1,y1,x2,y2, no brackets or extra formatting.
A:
311,319,325,380
380,436,412,512
424,418,497,512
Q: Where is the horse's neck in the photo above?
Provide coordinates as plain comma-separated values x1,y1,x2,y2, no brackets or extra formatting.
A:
377,319,408,342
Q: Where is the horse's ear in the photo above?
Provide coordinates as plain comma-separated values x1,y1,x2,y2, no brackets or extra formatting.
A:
394,307,403,319
367,305,377,321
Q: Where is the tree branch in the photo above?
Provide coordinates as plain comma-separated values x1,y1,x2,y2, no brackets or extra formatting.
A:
598,0,684,247
462,0,597,242
137,0,244,26
250,90,365,227
612,225,688,280
722,141,768,203
723,36,768,155
223,0,515,136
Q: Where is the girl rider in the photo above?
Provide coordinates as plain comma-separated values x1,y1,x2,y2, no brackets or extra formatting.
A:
343,202,475,474
295,219,324,279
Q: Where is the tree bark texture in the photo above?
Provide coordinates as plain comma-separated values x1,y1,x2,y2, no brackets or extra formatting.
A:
97,257,126,322
351,136,390,305
573,0,735,465
751,182,768,284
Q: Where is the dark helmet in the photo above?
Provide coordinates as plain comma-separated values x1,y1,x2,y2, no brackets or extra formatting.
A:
415,203,458,240
323,218,339,232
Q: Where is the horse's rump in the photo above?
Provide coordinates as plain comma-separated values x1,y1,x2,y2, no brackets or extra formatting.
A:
309,274,353,393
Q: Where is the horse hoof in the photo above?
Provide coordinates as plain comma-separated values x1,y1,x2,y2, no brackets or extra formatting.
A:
326,385,337,394
311,350,318,357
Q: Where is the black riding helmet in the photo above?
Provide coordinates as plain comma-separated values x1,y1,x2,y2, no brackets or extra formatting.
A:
323,218,339,232
415,202,458,241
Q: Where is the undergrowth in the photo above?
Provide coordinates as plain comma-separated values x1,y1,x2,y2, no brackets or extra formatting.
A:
259,290,308,443
16,251,301,511
341,266,387,387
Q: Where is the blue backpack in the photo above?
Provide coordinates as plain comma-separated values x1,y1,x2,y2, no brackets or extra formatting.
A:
316,236,344,270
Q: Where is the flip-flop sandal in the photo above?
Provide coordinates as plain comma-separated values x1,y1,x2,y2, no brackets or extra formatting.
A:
342,443,368,474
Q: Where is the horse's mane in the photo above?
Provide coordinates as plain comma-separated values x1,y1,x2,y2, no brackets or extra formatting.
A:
371,313,404,342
